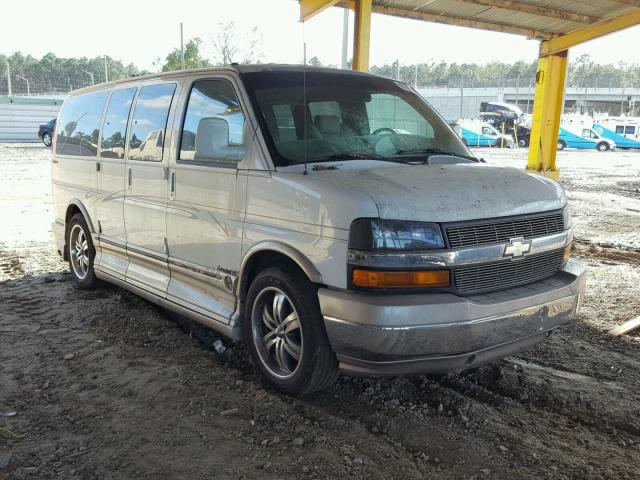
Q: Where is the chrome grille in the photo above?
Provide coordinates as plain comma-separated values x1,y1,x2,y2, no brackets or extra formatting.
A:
453,249,564,295
446,212,564,248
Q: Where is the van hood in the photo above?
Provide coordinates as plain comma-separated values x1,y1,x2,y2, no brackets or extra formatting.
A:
318,162,566,222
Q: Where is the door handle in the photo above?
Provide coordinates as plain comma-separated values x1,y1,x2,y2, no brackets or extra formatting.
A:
52,159,59,164
96,162,101,172
128,168,132,187
170,171,176,194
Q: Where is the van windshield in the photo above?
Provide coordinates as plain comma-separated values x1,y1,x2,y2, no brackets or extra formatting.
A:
241,70,469,167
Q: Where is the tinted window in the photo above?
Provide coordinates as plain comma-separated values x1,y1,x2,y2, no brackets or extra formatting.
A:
180,79,245,163
367,93,435,137
272,104,296,142
128,83,176,161
625,126,636,134
100,87,136,159
615,126,625,134
56,92,108,156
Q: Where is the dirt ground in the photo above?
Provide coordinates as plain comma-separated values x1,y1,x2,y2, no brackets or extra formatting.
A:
1,143,639,480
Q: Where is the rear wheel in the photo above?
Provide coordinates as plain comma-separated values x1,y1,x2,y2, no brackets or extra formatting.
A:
557,140,566,151
43,132,52,147
597,142,609,152
67,213,98,289
518,137,529,148
243,266,339,396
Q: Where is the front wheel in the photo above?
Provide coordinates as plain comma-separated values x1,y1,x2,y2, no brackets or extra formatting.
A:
43,132,52,147
557,140,566,151
518,137,529,148
67,213,98,289
243,266,339,396
597,142,610,152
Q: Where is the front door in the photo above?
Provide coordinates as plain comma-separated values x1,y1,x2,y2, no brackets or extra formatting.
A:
123,82,177,296
166,77,248,321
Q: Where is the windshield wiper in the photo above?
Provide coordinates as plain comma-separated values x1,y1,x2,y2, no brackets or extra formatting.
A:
394,148,482,163
290,152,424,166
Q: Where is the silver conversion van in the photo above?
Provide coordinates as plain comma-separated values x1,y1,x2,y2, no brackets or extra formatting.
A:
51,65,586,395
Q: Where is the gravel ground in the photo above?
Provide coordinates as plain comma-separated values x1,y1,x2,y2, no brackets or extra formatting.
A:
1,143,639,480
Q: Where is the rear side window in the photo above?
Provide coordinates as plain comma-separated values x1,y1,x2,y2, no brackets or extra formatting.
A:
56,91,108,156
179,79,245,163
625,126,636,134
615,126,625,134
128,83,176,161
100,87,136,159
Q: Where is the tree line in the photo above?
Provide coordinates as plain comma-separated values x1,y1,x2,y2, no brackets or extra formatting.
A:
372,54,640,89
0,52,144,95
2,35,639,96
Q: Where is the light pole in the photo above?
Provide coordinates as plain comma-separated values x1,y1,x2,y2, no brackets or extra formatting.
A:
180,22,185,70
104,55,109,82
16,75,29,96
4,58,11,96
81,69,95,85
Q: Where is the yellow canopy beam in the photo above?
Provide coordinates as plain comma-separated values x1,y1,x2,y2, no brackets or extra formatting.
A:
352,0,372,71
526,51,567,179
300,0,340,22
541,9,640,55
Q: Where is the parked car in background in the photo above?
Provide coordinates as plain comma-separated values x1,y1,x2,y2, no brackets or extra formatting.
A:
38,118,56,147
557,127,615,151
51,65,585,396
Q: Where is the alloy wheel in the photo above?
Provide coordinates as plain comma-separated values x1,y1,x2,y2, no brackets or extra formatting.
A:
251,287,303,379
69,224,89,280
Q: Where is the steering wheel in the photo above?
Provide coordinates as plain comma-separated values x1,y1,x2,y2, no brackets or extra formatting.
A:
372,127,397,136
370,127,400,154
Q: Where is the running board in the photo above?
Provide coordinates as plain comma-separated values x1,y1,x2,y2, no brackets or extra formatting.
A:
94,269,243,341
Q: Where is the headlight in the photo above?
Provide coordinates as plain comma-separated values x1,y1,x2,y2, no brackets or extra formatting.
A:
562,205,571,229
349,218,445,251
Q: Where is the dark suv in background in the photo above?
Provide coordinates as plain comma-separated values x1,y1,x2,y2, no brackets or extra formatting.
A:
38,118,56,147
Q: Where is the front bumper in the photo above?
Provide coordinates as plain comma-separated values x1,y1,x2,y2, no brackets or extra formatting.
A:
319,258,586,376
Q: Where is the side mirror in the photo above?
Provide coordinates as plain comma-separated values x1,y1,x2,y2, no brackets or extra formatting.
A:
195,117,245,162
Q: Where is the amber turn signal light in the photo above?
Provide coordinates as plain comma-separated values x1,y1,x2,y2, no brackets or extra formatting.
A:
352,269,450,288
563,242,573,263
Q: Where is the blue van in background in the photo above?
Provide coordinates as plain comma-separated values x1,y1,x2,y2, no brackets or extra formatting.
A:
593,121,640,149
557,127,615,151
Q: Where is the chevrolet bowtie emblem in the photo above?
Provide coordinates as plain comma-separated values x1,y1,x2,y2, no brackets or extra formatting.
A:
503,237,531,259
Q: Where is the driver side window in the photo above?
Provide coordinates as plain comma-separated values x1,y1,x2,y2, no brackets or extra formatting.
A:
179,79,246,165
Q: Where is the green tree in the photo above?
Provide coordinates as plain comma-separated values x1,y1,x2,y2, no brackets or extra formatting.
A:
162,37,212,72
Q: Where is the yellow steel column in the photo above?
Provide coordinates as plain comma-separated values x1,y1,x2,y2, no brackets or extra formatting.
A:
352,0,372,72
526,46,567,180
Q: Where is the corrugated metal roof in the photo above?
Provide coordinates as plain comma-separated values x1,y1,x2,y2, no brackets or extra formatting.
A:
336,0,640,39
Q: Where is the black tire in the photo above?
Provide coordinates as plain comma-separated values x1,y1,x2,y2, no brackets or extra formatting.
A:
66,213,98,289
43,132,52,147
518,137,529,148
557,140,566,151
597,142,609,152
243,266,339,396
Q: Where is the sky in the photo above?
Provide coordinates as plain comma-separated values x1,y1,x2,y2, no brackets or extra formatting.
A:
2,0,640,70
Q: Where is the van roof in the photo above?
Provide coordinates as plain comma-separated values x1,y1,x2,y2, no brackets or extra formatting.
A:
70,64,388,96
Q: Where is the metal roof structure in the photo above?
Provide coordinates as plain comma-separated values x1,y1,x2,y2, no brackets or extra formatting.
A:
324,0,640,40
